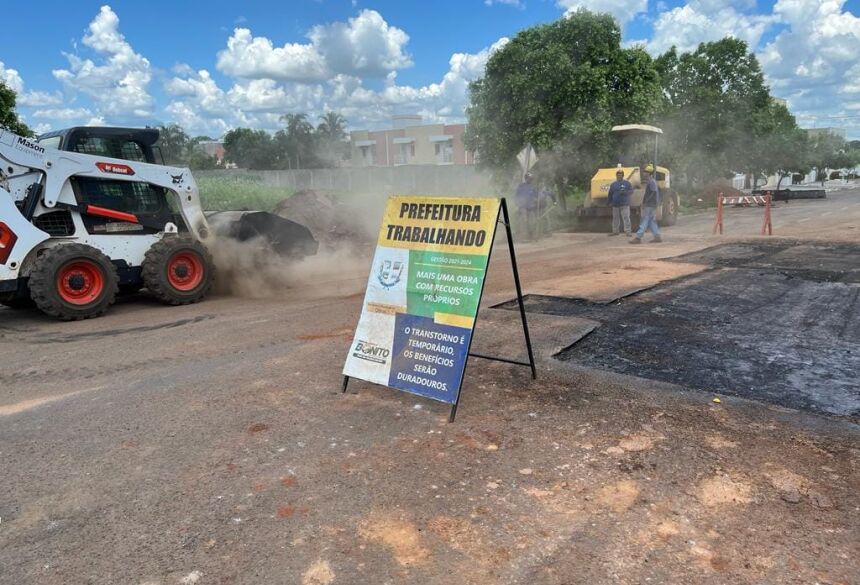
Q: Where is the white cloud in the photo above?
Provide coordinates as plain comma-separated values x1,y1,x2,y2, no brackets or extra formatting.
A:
0,60,63,107
0,60,24,93
216,9,411,82
228,79,325,113
760,0,860,113
641,0,860,136
18,90,63,107
164,37,507,136
647,0,774,54
52,5,153,117
216,28,328,82
557,0,648,26
325,37,509,128
164,69,228,115
310,9,412,76
32,107,92,120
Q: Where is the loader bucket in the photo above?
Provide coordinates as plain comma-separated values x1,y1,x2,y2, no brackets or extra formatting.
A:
204,211,319,259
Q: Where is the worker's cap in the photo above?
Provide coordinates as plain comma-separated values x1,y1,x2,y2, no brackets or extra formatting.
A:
615,170,624,176
644,164,655,173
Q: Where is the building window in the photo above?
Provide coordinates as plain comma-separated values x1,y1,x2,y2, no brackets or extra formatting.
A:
396,143,415,165
435,140,453,164
360,146,375,166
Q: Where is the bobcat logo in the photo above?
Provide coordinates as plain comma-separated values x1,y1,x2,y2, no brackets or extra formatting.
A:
171,173,184,185
377,259,403,289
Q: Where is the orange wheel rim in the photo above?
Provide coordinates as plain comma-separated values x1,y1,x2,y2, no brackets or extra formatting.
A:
167,251,204,291
57,260,105,305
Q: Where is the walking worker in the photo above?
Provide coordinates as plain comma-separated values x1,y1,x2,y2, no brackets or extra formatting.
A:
630,165,662,244
607,169,633,236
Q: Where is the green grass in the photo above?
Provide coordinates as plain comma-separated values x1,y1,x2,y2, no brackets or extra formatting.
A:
196,174,293,211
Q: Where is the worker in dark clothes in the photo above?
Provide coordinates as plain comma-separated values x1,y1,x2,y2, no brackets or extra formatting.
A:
515,172,538,240
630,165,662,244
607,169,633,236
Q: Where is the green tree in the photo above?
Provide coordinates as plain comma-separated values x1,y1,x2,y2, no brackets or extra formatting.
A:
747,101,809,187
0,80,32,136
807,132,854,183
275,113,319,169
317,112,347,141
187,146,219,170
224,128,276,169
316,111,349,166
464,10,662,206
156,124,190,165
654,39,799,190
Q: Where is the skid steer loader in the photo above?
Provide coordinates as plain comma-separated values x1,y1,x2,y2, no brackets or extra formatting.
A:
0,126,315,320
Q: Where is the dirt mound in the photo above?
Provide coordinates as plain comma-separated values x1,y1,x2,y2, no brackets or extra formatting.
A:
273,190,373,249
701,182,744,201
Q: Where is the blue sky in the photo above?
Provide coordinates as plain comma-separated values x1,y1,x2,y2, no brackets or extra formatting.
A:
1,0,859,138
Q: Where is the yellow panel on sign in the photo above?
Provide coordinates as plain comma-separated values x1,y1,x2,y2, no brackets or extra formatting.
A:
378,196,501,256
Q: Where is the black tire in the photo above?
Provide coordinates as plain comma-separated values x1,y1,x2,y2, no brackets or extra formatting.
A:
142,236,214,305
660,190,679,226
28,244,119,321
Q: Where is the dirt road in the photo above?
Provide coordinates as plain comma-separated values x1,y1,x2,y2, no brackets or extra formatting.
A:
2,188,859,584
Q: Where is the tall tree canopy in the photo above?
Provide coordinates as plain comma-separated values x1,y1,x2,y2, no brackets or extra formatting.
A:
275,113,318,169
807,132,857,182
155,124,190,165
316,111,349,166
224,128,276,170
654,38,806,187
0,80,32,136
464,10,662,198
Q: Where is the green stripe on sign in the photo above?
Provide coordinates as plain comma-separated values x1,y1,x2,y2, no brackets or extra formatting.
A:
406,250,488,320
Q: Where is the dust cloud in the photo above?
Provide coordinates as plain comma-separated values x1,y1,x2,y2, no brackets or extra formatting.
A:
207,235,372,300
204,185,506,299
205,190,387,299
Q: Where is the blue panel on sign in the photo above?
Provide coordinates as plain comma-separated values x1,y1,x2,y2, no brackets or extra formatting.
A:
388,313,472,404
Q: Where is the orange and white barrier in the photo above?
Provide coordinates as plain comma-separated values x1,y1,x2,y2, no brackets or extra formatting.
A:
713,192,773,235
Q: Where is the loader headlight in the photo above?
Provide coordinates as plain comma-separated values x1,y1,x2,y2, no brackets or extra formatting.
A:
0,222,18,265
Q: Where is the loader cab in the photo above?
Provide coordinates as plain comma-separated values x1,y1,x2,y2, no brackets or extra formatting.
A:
36,127,185,234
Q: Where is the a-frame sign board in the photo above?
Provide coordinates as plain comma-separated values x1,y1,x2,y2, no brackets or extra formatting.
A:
341,196,535,422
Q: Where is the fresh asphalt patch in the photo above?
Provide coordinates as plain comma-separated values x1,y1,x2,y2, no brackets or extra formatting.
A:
496,240,860,418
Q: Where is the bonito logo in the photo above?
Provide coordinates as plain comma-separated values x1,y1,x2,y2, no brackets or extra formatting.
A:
353,340,390,365
377,259,403,289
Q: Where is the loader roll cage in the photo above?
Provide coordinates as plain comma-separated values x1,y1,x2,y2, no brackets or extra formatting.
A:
36,127,188,234
37,127,161,164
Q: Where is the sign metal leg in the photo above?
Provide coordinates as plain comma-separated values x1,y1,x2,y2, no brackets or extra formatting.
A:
501,199,537,380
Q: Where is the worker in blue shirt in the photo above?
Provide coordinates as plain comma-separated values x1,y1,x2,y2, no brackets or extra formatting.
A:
631,165,662,244
607,169,633,236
